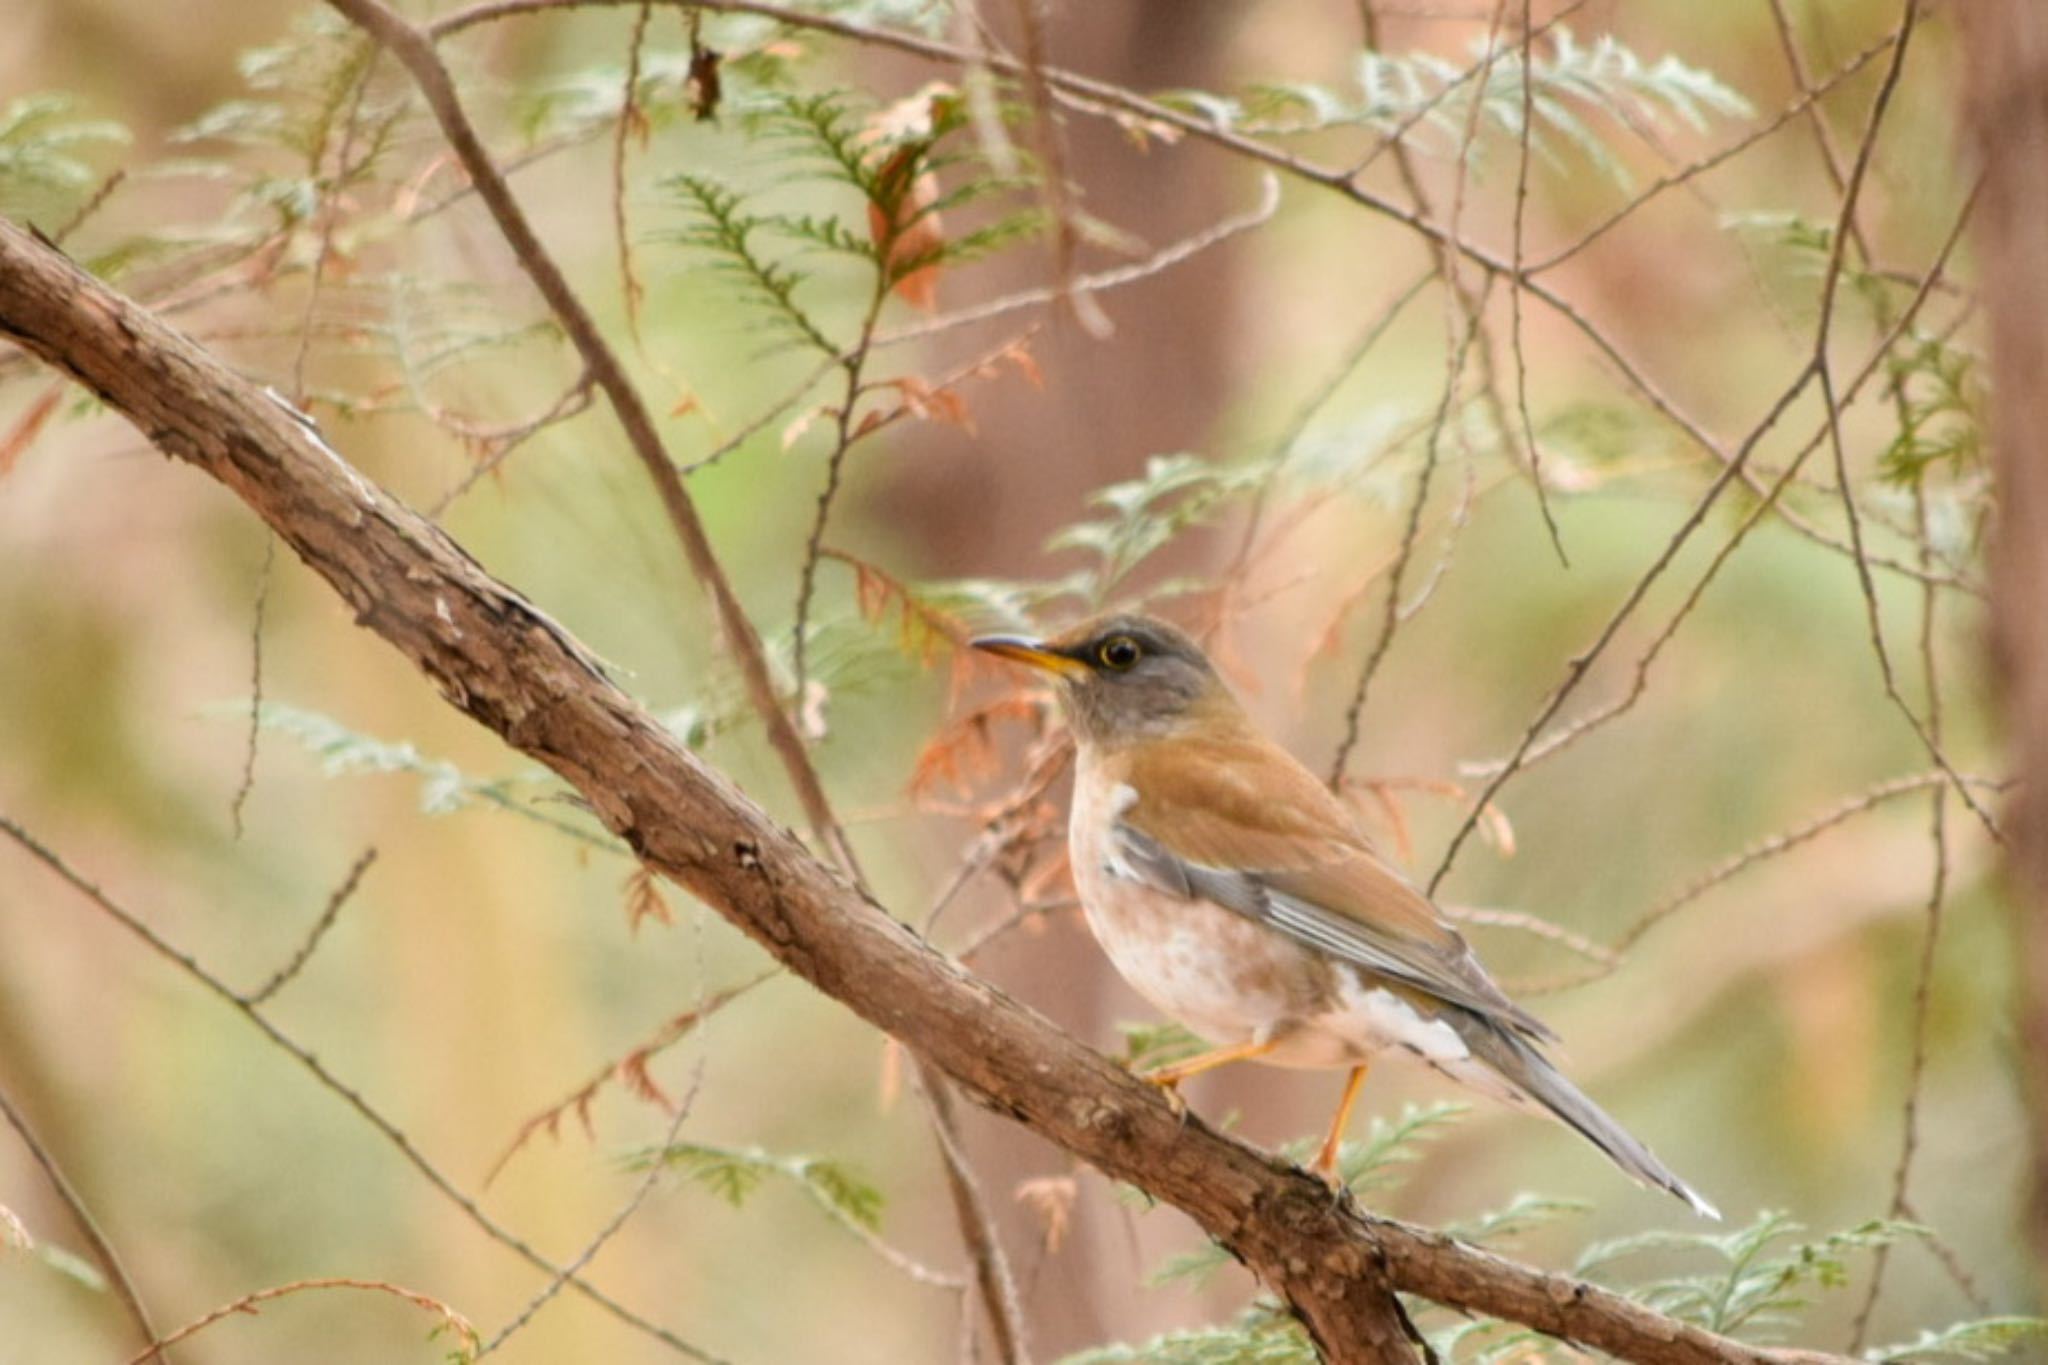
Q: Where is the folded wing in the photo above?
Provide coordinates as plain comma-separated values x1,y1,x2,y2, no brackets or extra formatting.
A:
1114,734,1554,1043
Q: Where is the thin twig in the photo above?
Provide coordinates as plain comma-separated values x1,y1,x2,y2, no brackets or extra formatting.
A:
873,172,1282,352
1426,362,1818,893
1220,266,1434,592
480,1051,706,1355
0,1084,169,1363
229,535,276,839
482,969,778,1187
1805,0,2000,843
1507,0,1566,564
243,847,378,1006
0,814,730,1365
437,0,1969,598
1328,280,1494,789
129,1278,477,1364
1460,179,1980,787
426,373,597,518
614,2,655,338
329,0,864,880
792,271,891,705
1007,0,1109,340
1528,23,1902,275
1847,492,1956,1352
1519,771,2009,996
919,1065,1030,1364
49,168,127,248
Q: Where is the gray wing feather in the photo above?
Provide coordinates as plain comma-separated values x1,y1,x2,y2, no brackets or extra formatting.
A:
1112,822,1554,1041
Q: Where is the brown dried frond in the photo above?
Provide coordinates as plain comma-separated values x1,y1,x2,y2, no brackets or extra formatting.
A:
483,972,775,1186
622,865,675,935
910,692,1050,805
1014,1175,1078,1255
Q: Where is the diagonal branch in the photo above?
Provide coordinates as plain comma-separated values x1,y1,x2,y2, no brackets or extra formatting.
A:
322,0,860,879
0,212,1848,1365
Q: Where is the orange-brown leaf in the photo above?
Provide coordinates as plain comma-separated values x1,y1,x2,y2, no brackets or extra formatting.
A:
865,145,943,313
623,866,675,935
0,384,63,480
1014,1176,1078,1253
618,1047,676,1112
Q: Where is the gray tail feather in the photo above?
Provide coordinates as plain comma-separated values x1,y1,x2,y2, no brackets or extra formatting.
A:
1454,1016,1720,1220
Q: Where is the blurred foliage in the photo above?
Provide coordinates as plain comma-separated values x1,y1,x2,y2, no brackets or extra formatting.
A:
0,0,2032,1362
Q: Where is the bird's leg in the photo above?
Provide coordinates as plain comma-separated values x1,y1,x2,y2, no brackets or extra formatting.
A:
1139,1039,1280,1117
1311,1062,1371,1183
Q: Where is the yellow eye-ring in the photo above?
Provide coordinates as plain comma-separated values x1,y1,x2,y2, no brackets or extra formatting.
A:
1097,635,1142,671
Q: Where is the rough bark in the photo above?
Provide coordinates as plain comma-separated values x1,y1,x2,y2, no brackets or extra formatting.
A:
1959,0,2048,1293
0,215,1837,1365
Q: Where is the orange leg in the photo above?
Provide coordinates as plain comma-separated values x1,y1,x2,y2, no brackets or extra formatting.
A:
1141,1038,1281,1106
1312,1062,1372,1180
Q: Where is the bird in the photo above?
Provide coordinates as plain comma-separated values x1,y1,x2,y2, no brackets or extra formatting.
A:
970,612,1717,1218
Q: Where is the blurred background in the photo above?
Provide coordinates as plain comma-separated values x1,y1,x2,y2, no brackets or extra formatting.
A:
0,1,2023,1361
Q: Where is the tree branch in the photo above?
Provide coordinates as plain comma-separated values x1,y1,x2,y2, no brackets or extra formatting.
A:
321,0,861,879
0,214,1841,1365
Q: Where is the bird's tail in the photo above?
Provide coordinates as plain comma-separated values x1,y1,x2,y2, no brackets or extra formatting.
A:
1448,1015,1720,1220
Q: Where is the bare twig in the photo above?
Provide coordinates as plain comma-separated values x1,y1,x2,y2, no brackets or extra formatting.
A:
480,1048,706,1355
1462,179,1979,787
919,1063,1030,1364
128,1278,477,1364
1006,0,1109,340
243,846,378,1005
328,0,863,879
1507,0,1566,563
228,535,275,839
1805,0,2001,843
426,373,597,517
0,1084,169,1364
0,813,728,1365
483,970,777,1186
613,2,656,336
792,266,891,705
1325,0,1514,773
1521,771,2009,996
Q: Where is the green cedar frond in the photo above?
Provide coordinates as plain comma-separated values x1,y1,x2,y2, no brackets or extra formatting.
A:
1060,1307,1313,1364
659,172,840,356
1045,453,1272,603
1867,1317,2048,1364
632,1140,887,1235
241,702,614,849
1578,1212,1922,1339
1160,27,1749,185
0,93,129,216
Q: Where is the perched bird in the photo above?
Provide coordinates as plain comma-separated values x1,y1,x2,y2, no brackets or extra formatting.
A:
971,613,1716,1218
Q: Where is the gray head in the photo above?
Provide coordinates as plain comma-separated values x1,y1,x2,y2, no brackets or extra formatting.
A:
969,613,1228,748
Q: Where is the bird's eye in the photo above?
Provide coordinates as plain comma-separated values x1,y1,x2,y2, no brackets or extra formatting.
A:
1096,635,1142,671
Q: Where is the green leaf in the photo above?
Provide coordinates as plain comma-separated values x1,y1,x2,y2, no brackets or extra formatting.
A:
1060,1307,1313,1364
1116,1019,1209,1071
1446,1193,1589,1247
1867,1317,2048,1364
0,93,129,218
1304,1101,1467,1193
797,1158,885,1233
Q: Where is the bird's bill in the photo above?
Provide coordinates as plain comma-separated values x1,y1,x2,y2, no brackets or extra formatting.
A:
968,633,1089,678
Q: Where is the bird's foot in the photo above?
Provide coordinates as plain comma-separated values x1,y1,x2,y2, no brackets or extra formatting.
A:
1310,1138,1348,1192
1139,1070,1189,1121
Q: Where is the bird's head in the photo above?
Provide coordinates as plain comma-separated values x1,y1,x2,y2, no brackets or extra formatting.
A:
970,613,1230,748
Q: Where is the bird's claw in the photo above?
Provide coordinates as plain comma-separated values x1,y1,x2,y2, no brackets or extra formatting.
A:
1137,1070,1192,1126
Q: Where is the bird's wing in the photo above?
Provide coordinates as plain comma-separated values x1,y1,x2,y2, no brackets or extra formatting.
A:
1113,735,1554,1041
